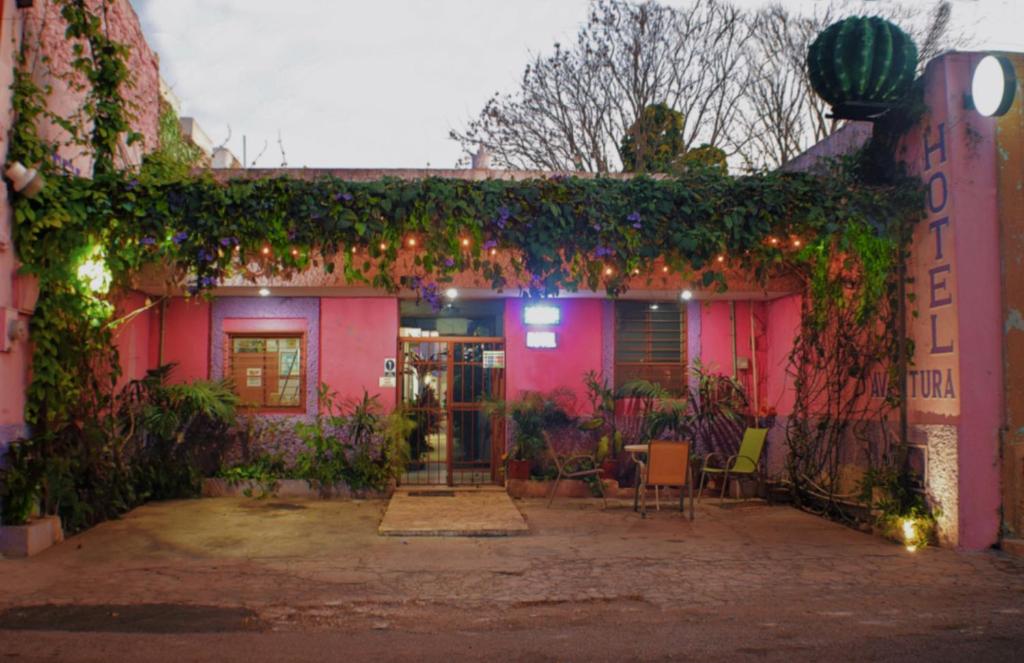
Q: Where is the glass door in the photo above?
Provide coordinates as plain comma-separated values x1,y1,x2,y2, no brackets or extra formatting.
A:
398,337,504,485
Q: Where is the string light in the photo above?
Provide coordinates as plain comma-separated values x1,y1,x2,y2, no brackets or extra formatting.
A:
379,242,387,250
291,248,299,257
792,238,802,247
461,238,471,247
716,254,725,263
490,248,497,256
662,266,669,273
769,237,779,245
407,237,417,247
632,268,640,275
261,246,271,256
604,267,614,276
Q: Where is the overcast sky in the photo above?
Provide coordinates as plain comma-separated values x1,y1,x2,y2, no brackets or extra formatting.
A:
135,0,1024,169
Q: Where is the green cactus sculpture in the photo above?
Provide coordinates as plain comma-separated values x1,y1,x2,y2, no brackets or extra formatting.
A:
807,16,918,116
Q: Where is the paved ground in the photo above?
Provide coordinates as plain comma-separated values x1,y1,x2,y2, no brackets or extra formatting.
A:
1,495,1023,661
378,488,528,536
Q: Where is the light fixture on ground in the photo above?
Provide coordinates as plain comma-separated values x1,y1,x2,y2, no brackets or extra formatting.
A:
445,287,458,300
971,54,1016,117
680,290,693,301
258,287,271,296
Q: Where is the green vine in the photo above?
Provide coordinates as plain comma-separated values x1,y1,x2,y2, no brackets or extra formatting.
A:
1,0,925,531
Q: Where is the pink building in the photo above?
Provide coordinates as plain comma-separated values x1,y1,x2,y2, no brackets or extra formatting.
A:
0,1,1021,551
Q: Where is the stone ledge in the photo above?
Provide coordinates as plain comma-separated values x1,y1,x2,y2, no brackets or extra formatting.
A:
201,478,391,500
0,515,63,558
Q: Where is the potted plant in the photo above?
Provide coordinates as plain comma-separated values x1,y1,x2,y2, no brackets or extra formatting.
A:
583,371,623,479
486,389,574,482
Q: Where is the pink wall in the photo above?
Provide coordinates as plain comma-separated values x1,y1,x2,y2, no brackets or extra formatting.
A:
505,299,604,415
320,298,399,409
112,292,156,390
764,294,801,417
159,298,211,383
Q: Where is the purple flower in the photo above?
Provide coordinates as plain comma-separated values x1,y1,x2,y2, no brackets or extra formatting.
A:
334,192,354,202
592,223,602,232
140,237,156,246
219,237,238,247
199,275,215,287
444,257,456,268
595,246,613,258
197,248,214,263
172,231,188,245
127,178,139,190
627,211,642,229
483,239,497,251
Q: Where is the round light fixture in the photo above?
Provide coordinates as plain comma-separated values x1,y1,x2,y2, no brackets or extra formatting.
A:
680,289,693,301
649,303,659,310
445,287,459,300
971,55,1016,117
258,287,271,296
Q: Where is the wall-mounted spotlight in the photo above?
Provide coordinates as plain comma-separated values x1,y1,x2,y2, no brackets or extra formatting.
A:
5,162,44,198
969,55,1016,117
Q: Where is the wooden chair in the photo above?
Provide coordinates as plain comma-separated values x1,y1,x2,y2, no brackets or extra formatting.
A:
697,428,769,502
637,441,694,520
546,445,607,509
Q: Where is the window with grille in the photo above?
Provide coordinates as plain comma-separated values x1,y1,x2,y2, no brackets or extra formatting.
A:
227,335,305,410
614,301,687,394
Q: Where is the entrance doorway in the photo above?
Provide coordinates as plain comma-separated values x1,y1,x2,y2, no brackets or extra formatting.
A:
398,337,505,485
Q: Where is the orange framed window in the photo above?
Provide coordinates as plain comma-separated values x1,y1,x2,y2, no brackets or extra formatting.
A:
227,333,305,411
614,301,687,394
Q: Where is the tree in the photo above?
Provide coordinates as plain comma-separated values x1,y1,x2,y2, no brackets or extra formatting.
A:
620,103,685,172
451,0,753,172
737,0,963,171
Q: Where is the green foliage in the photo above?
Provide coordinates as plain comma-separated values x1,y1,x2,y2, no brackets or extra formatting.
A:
293,386,413,493
807,16,918,108
486,389,575,462
621,103,685,173
219,453,288,499
1,364,239,530
140,101,205,181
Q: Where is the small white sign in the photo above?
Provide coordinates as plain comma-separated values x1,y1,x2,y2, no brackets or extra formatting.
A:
379,375,396,388
246,367,263,377
483,350,506,368
246,376,263,387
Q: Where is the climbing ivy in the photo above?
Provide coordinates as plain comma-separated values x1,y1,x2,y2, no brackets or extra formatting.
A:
1,0,925,528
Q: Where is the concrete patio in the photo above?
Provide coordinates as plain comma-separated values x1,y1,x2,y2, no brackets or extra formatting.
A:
1,496,1023,661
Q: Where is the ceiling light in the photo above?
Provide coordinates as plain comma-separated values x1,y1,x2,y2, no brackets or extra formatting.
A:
681,290,693,301
445,287,458,299
258,287,270,296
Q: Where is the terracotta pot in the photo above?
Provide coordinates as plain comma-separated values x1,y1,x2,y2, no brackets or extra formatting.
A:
507,459,530,481
600,458,619,482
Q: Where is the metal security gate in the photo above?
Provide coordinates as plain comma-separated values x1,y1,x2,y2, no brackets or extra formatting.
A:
398,337,505,486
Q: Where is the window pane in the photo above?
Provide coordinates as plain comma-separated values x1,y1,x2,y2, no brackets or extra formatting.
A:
614,302,686,394
229,334,304,409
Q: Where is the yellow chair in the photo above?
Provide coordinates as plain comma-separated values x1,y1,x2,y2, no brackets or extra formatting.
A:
697,428,769,501
637,441,694,520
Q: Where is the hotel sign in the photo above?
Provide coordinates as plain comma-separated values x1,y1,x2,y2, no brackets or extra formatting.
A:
870,121,960,415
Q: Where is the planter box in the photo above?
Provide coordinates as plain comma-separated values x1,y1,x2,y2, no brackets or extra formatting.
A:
0,515,63,558
506,478,620,500
202,478,392,500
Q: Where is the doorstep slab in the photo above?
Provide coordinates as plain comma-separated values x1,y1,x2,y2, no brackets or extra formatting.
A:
378,490,529,537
